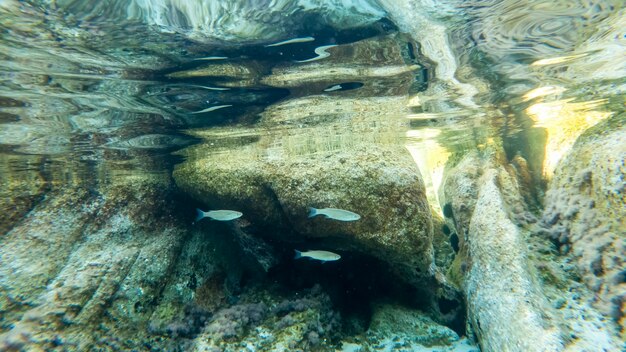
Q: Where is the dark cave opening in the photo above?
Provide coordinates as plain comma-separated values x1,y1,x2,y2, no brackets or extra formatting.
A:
265,247,431,335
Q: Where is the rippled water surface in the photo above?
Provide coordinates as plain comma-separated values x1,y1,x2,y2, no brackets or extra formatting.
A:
1,0,623,196
0,0,624,350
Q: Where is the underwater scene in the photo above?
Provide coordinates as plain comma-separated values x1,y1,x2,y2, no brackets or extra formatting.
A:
0,0,624,351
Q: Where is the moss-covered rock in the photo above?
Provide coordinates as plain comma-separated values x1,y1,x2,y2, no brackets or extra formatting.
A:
189,285,341,352
0,155,47,236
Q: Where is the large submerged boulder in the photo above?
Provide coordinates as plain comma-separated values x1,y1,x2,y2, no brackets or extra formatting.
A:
175,131,434,284
173,35,436,287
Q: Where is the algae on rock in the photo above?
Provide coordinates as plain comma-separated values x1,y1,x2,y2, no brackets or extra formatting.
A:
441,143,624,351
364,303,478,352
0,173,208,350
539,116,626,339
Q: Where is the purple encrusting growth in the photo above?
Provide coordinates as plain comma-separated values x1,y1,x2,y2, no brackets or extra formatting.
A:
205,303,268,339
167,304,211,338
148,304,211,339
185,284,342,349
273,297,319,315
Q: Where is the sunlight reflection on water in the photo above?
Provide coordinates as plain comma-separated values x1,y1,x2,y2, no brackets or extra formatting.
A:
0,0,623,221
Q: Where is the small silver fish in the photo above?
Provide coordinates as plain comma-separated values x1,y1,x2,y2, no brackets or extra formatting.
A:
190,104,232,114
294,250,341,262
186,84,231,91
323,84,342,92
196,208,242,222
264,36,315,47
308,207,360,221
295,44,337,63
193,56,228,61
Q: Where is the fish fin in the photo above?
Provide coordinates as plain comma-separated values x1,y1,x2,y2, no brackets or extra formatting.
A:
294,250,302,259
195,208,205,222
307,207,318,218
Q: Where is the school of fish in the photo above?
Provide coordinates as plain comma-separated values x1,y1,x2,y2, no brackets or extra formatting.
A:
195,205,360,262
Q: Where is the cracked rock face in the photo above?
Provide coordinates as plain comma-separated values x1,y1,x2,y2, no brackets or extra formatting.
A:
0,175,199,350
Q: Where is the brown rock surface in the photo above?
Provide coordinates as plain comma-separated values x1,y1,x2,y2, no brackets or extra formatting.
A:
173,35,436,287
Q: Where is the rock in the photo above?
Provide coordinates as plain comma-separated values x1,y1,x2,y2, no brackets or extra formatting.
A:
464,168,564,351
540,117,626,338
0,174,208,350
190,285,341,352
445,147,623,351
167,61,264,80
173,35,436,287
365,303,471,350
441,151,484,249
175,136,434,284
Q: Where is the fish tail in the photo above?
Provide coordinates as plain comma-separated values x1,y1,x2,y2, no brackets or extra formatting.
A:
294,250,302,259
195,208,205,222
307,207,318,218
